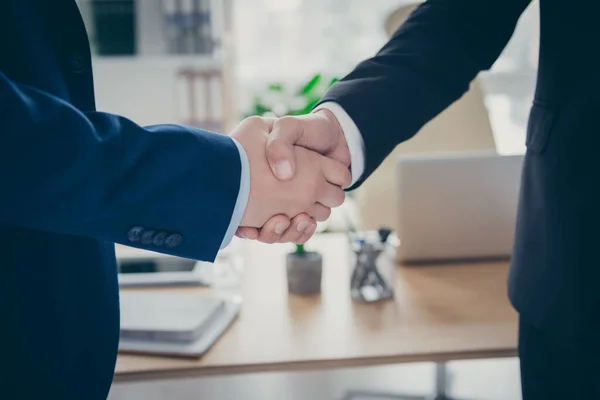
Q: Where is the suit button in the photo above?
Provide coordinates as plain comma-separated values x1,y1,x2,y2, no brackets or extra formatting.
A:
141,230,156,245
68,54,86,73
165,233,183,248
153,231,167,247
127,226,144,243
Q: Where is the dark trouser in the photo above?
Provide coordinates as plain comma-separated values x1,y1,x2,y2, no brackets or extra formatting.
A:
519,317,600,400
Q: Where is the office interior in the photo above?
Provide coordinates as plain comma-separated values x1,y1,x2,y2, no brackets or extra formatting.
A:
73,0,540,399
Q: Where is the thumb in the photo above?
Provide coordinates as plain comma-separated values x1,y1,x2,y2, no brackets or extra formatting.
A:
266,117,302,180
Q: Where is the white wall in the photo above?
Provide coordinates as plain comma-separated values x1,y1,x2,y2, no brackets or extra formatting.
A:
92,57,223,127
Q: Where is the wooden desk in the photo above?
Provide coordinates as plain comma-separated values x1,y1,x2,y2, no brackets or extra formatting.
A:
115,234,517,382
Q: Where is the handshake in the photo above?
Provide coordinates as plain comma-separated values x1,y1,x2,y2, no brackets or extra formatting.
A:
231,109,351,244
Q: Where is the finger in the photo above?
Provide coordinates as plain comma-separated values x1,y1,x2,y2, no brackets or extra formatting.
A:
240,115,276,132
276,213,314,243
296,222,318,245
236,226,259,240
235,227,247,238
266,117,302,180
320,155,352,189
256,215,291,244
317,182,346,208
309,203,332,222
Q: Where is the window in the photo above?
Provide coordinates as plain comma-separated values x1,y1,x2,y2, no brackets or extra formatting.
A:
234,0,540,153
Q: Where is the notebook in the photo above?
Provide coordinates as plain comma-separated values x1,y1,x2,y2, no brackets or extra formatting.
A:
118,291,241,357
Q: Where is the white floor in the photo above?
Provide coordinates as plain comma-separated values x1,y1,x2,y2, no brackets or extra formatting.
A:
109,358,522,400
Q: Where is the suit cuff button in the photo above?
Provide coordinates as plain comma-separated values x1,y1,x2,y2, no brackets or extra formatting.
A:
141,230,156,245
153,232,168,246
165,233,183,248
127,226,144,243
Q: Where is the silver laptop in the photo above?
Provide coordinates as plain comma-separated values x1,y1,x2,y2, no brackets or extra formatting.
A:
395,152,524,263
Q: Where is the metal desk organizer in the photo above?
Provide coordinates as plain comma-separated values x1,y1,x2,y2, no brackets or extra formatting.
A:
345,230,469,400
349,228,398,302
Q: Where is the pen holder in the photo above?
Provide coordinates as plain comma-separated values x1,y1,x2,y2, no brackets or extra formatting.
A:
286,246,322,295
349,229,397,302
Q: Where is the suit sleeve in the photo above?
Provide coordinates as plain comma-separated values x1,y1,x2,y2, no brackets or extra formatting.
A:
0,72,241,262
317,0,532,188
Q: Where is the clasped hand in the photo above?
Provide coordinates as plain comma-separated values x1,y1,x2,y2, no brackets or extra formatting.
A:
231,110,350,244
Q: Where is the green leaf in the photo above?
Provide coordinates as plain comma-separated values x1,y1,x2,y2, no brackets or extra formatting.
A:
268,83,285,92
327,77,339,87
250,102,271,116
295,95,321,115
299,74,322,95
244,74,340,119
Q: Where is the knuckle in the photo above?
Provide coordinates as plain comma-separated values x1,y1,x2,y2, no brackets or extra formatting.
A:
277,116,294,126
302,226,317,241
296,236,309,245
332,163,351,187
274,116,299,135
245,115,264,126
319,208,332,222
259,232,276,244
343,169,352,187
333,189,346,207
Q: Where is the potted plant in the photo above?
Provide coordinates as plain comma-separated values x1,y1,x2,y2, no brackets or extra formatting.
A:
245,73,339,118
285,244,323,295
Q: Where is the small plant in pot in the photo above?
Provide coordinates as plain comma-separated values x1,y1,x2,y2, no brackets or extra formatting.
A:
286,244,323,295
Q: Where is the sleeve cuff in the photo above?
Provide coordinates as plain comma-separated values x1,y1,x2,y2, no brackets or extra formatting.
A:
219,137,250,249
314,102,366,187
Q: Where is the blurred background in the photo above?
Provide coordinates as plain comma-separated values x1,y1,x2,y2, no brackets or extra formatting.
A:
77,0,538,153
76,1,540,399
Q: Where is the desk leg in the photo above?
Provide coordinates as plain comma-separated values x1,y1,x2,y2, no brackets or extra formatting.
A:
430,362,451,400
342,362,469,400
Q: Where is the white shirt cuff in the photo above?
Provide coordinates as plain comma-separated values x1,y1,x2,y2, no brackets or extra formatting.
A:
314,102,365,186
219,137,250,249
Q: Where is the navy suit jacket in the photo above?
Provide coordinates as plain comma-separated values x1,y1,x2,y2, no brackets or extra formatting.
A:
0,1,241,398
320,0,600,343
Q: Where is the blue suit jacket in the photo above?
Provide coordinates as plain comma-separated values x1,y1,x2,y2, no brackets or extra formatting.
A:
0,1,241,398
319,0,600,343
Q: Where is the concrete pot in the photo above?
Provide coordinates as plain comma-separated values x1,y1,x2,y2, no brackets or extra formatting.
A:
286,251,323,295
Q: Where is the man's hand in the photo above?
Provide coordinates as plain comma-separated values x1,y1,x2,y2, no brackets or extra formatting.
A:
236,110,351,243
266,109,351,180
231,117,351,242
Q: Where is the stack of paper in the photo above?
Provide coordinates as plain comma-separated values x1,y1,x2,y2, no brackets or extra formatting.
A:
118,291,241,357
